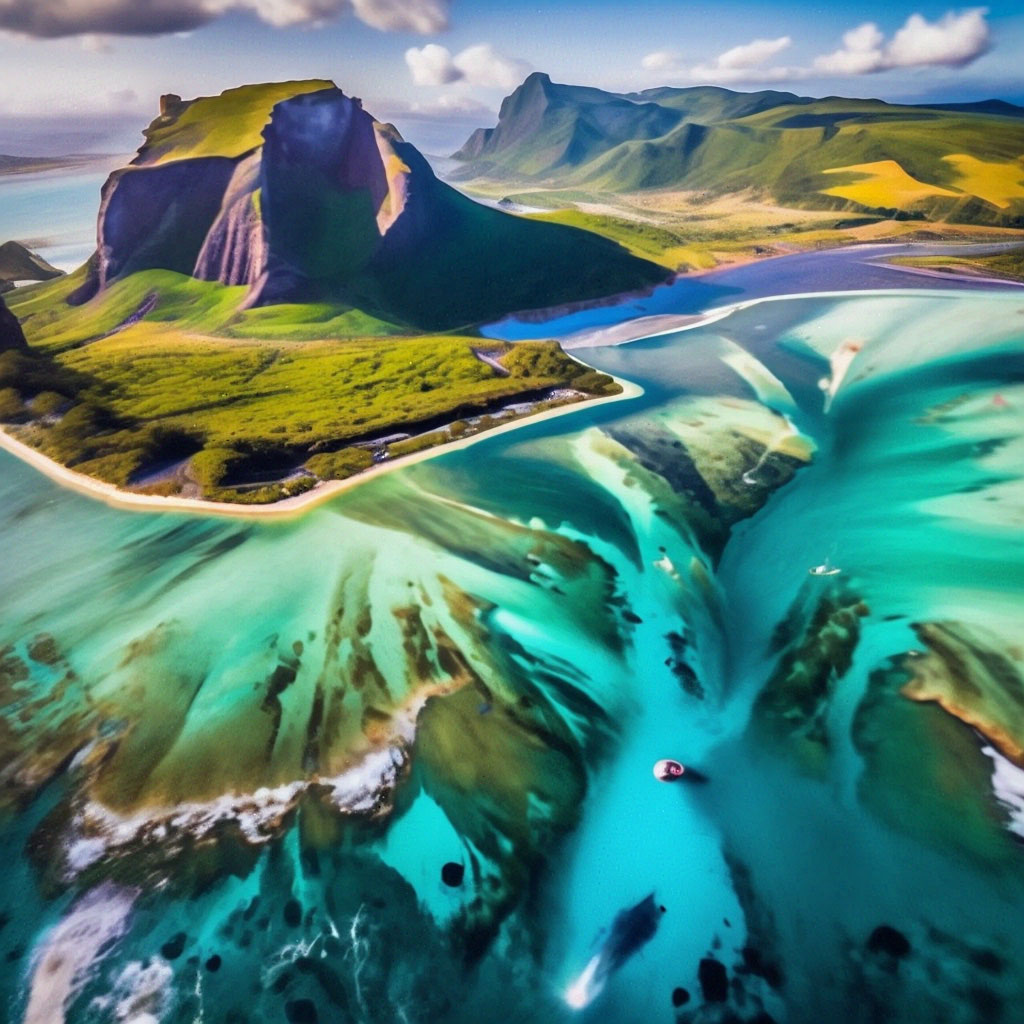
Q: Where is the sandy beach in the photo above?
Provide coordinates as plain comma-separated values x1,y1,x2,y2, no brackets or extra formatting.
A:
0,377,644,521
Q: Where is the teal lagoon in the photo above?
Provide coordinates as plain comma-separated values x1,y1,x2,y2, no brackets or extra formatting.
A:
1,287,1024,1023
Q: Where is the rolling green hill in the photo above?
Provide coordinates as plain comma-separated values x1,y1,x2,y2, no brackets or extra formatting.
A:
452,76,1024,227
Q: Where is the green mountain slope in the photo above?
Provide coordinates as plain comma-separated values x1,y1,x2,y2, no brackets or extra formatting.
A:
452,77,1024,227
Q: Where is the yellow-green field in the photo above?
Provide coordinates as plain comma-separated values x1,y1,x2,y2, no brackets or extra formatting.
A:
821,160,959,207
942,154,1024,210
473,185,1023,273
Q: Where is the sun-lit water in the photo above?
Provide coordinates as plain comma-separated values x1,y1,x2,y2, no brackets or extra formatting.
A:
2,277,1024,1022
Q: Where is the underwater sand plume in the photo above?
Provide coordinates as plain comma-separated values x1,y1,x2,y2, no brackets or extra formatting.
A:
24,883,137,1024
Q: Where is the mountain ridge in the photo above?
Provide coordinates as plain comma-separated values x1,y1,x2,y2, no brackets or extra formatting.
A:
451,75,1024,227
69,80,667,330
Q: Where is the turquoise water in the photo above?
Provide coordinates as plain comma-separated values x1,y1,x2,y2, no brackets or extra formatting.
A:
2,288,1024,1023
0,166,112,272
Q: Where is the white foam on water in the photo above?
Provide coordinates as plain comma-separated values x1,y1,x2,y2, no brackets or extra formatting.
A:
109,959,173,1022
61,682,458,878
564,953,604,1010
982,744,1024,837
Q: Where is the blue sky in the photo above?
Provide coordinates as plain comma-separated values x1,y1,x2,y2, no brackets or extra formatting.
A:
0,1,1022,154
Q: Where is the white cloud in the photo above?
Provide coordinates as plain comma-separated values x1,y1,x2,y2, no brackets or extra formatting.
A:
644,36,798,85
0,0,450,38
405,42,530,89
815,8,991,75
349,0,447,33
715,36,792,70
813,22,885,74
453,44,529,90
887,8,991,68
641,50,680,72
405,43,462,86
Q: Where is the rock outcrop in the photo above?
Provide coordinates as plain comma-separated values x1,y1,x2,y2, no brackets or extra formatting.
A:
68,81,667,328
0,292,28,351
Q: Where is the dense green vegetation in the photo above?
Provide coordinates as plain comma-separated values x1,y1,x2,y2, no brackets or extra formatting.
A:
1,273,616,501
525,209,699,269
304,447,374,479
453,75,1024,227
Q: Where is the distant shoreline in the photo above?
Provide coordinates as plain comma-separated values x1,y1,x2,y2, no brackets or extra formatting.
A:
0,378,644,520
562,275,1024,349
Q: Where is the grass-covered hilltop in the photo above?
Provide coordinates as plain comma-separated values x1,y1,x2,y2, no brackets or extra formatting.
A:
452,73,1024,270
0,80,667,505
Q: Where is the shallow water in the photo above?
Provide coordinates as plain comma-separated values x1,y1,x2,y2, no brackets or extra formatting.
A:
2,283,1023,1023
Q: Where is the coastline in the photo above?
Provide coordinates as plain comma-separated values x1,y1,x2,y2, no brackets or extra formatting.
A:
562,281,1024,349
5,259,1019,519
0,377,644,521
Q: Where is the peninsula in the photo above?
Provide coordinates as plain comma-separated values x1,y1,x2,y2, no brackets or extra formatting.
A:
0,80,666,506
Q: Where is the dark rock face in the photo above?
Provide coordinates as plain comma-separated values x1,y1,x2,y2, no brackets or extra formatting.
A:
698,957,729,1002
97,158,237,288
247,89,400,305
0,293,27,351
441,862,465,887
194,153,265,287
72,82,666,328
85,87,429,311
867,925,911,959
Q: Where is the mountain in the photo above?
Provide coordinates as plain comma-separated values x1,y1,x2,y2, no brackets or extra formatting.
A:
0,241,63,291
452,76,1024,226
68,81,667,330
454,72,684,175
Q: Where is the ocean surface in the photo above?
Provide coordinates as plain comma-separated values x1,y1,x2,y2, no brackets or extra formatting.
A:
0,164,115,274
2,263,1023,1021
3,166,1024,1022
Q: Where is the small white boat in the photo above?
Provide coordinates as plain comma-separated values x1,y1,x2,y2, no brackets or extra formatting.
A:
653,759,708,783
809,563,841,577
653,758,686,781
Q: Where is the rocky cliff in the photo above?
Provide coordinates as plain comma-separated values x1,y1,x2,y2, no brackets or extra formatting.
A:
0,293,28,351
69,81,666,328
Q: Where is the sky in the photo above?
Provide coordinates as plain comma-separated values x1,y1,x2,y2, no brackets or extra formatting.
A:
0,0,1022,155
